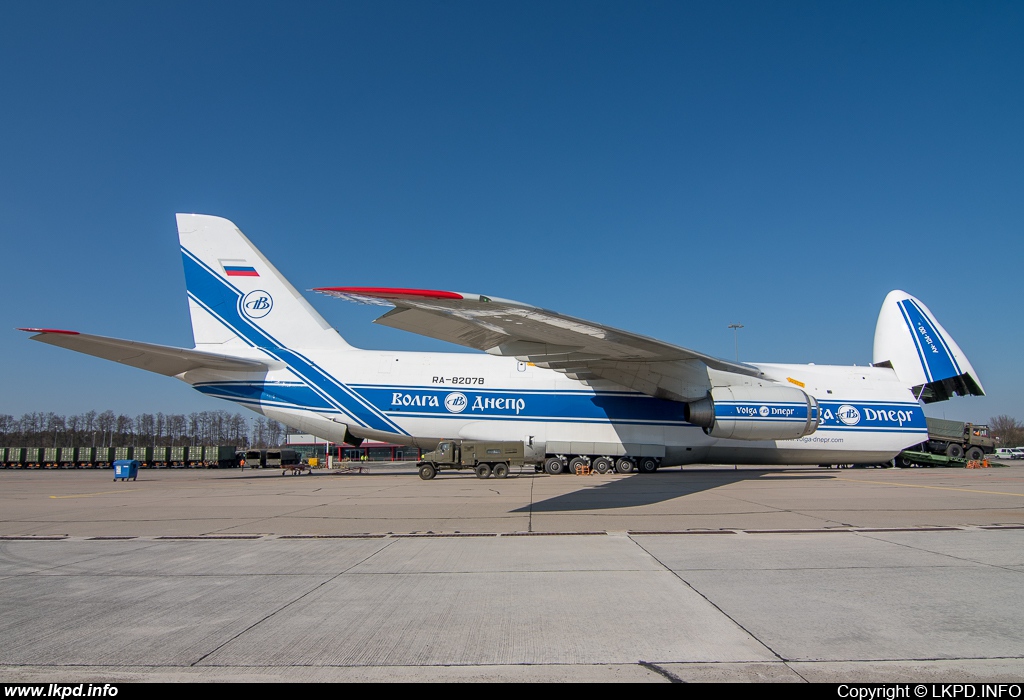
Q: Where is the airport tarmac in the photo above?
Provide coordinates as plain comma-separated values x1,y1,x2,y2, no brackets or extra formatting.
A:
2,463,1023,682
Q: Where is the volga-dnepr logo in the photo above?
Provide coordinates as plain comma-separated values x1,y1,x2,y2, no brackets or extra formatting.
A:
241,290,273,319
837,405,861,426
444,392,468,413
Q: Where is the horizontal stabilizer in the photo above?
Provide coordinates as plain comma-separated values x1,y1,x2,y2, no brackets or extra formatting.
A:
19,329,270,376
872,291,984,403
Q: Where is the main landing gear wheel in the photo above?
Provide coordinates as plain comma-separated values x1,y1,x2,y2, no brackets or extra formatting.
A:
419,464,437,480
966,446,985,462
493,463,510,479
614,458,634,474
637,457,658,474
568,456,590,474
946,443,965,459
592,457,612,474
544,457,564,475
475,464,493,479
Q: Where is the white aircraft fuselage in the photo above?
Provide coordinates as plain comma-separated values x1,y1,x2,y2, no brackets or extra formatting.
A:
186,350,924,466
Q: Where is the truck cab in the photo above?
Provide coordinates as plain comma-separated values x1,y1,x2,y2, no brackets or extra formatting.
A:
420,441,457,465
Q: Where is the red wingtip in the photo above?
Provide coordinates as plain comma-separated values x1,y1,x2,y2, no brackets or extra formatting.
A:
315,286,464,300
17,328,81,335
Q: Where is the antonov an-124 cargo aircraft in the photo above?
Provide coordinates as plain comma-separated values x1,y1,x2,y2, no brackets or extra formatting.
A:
21,214,985,473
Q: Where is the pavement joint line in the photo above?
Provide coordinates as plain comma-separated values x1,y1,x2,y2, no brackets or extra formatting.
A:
848,527,964,533
155,535,264,540
9,526,1024,540
742,528,857,534
980,524,1024,529
392,533,498,537
188,537,399,667
628,535,788,664
502,531,606,536
279,534,387,539
852,530,1024,574
628,530,738,535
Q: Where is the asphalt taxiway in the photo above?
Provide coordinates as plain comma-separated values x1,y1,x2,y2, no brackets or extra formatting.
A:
1,463,1023,682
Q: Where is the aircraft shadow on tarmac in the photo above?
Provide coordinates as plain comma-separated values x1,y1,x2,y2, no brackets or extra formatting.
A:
218,466,838,513
514,470,837,512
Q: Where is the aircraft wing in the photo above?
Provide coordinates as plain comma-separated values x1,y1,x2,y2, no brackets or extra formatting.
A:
19,329,270,376
314,287,761,402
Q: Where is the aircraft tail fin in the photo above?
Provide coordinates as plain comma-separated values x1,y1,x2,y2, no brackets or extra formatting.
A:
177,214,350,351
872,290,984,403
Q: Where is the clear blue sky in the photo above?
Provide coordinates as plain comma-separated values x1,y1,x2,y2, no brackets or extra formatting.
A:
2,1,1021,423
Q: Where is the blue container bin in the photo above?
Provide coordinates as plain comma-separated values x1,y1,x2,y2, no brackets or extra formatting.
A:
113,459,139,481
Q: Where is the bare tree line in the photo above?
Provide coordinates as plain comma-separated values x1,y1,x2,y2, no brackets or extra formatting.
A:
0,411,285,449
990,415,1024,448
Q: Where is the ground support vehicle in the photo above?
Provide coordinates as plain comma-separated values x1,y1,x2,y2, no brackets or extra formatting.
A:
74,447,95,468
913,418,994,462
417,440,534,480
279,449,310,475
201,445,240,468
894,450,968,468
243,449,265,468
266,448,299,471
151,446,170,467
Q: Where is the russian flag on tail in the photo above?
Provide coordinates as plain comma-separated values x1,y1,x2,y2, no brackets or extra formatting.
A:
221,259,259,277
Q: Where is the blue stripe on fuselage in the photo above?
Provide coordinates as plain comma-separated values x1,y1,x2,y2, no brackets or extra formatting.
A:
194,380,927,436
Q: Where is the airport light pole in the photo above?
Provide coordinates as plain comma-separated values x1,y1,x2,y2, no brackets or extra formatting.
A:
728,324,744,361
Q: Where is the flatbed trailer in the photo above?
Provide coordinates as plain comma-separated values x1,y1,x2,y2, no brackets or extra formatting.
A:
895,450,968,468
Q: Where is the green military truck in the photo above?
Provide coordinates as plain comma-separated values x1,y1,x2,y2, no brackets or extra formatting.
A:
417,440,530,480
895,418,995,467
920,418,994,461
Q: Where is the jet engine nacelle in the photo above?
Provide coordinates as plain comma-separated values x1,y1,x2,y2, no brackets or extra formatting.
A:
685,385,820,440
